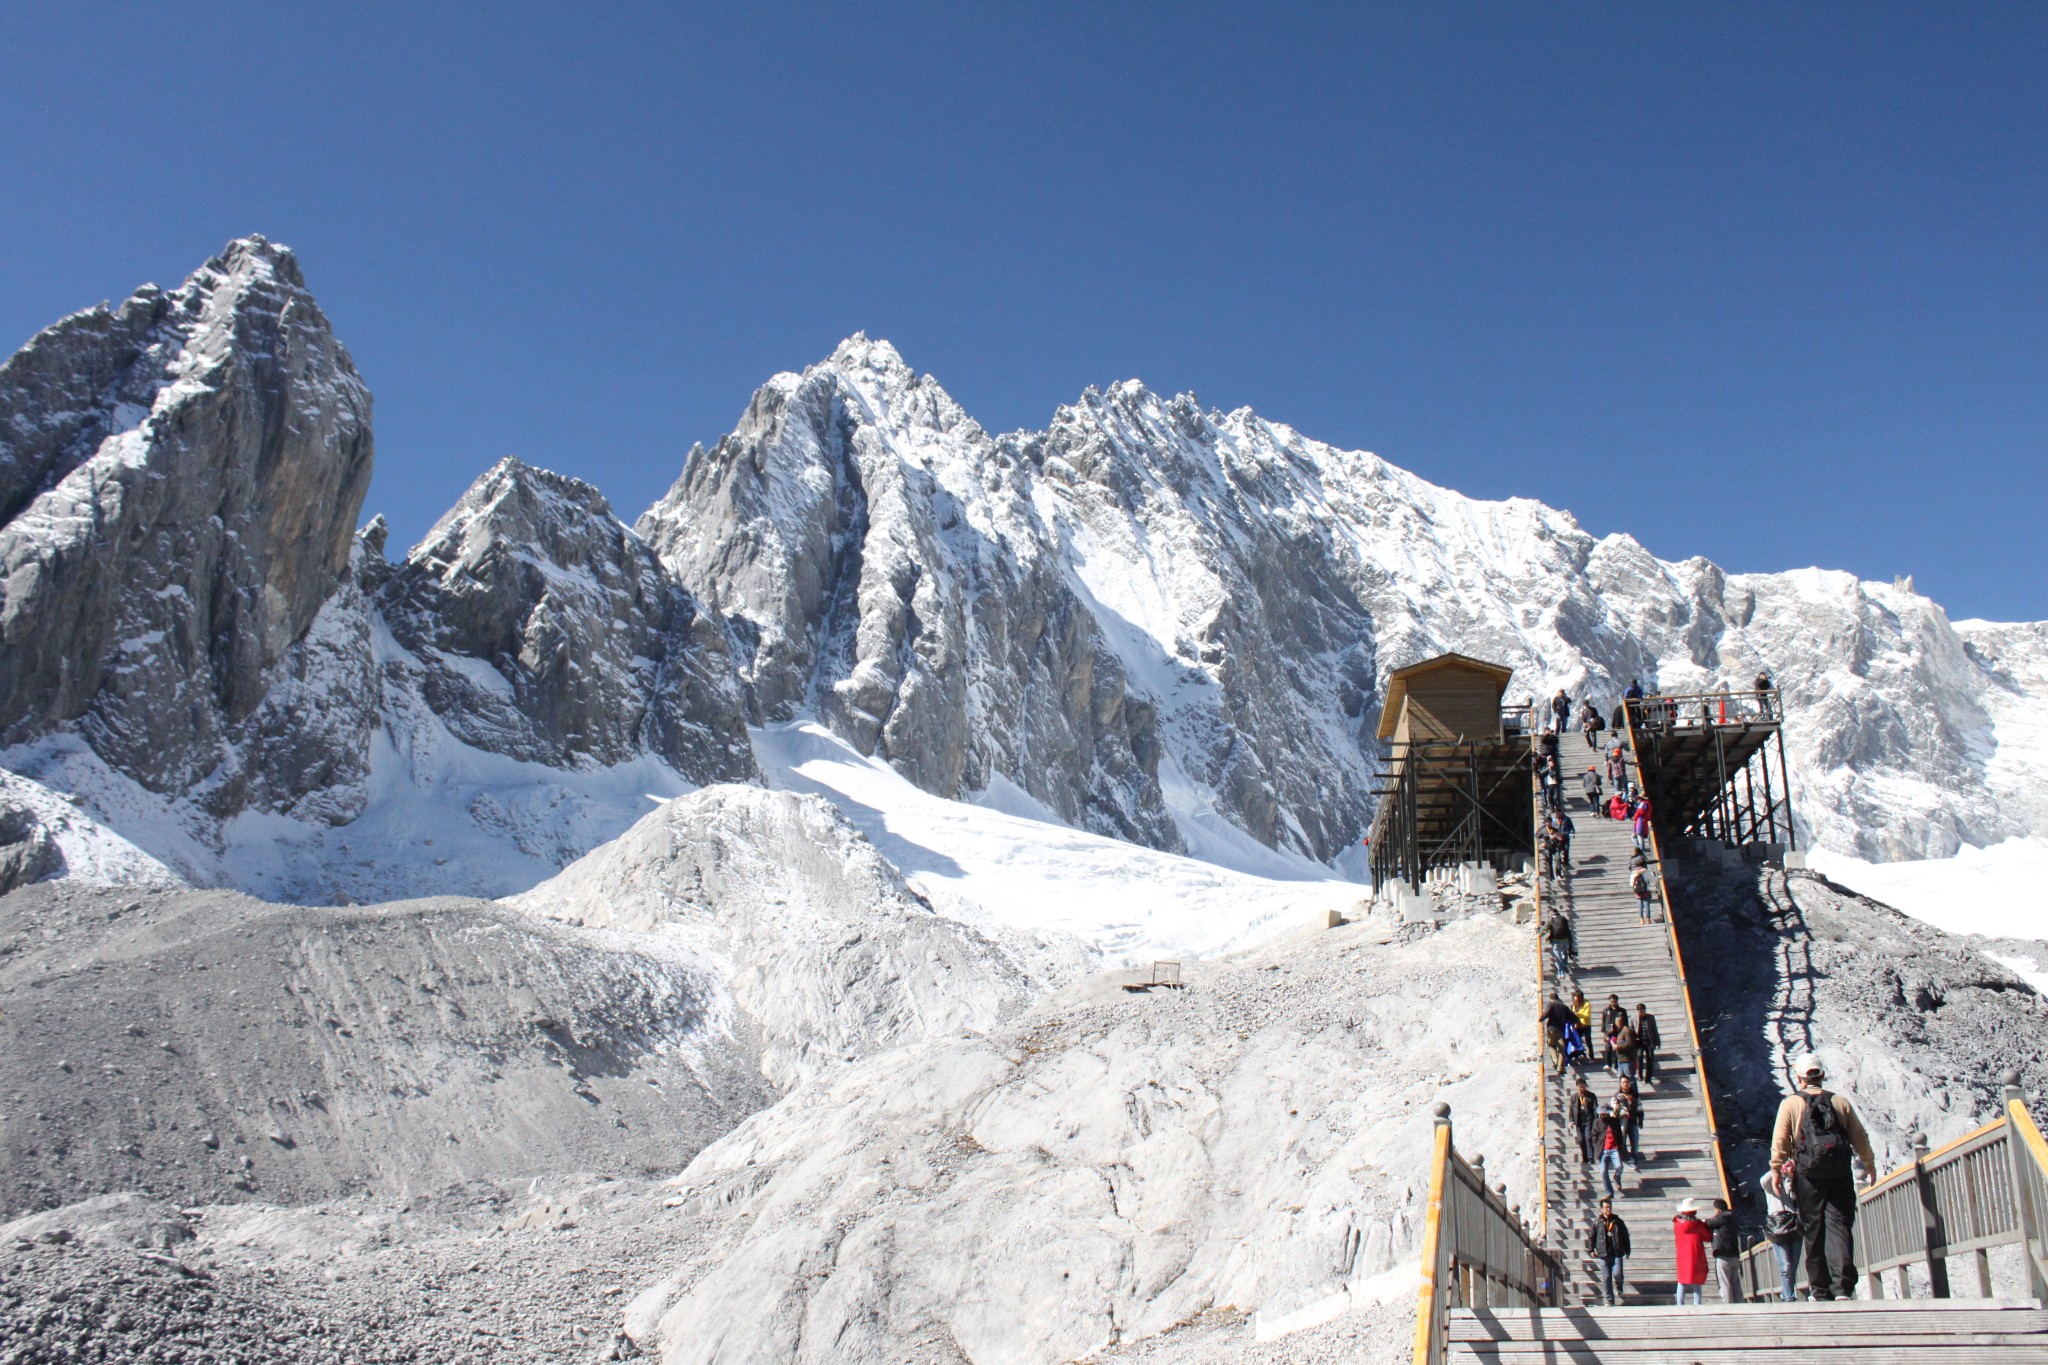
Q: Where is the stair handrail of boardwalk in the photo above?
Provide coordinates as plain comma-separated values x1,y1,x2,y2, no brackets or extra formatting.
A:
1412,1103,1563,1365
1739,1072,2048,1303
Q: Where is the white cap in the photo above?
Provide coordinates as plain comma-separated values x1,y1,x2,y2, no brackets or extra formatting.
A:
1677,1198,1700,1215
1793,1054,1825,1080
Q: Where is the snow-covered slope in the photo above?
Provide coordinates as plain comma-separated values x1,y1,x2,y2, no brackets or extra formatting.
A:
508,785,1084,1091
752,720,1359,964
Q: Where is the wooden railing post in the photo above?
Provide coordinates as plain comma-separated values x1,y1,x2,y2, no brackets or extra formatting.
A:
1962,1146,1995,1297
1913,1131,1951,1298
2003,1071,2048,1303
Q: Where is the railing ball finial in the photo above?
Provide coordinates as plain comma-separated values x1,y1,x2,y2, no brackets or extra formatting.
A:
1434,1102,1451,1124
2001,1068,2023,1089
1912,1130,1929,1159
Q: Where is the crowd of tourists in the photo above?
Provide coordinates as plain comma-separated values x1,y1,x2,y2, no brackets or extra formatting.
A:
1533,680,1878,1310
1576,1052,1876,1308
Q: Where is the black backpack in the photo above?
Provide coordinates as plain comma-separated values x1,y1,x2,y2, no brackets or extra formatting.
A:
1797,1090,1853,1180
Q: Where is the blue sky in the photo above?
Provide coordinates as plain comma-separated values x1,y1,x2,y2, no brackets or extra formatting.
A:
3,4,2043,619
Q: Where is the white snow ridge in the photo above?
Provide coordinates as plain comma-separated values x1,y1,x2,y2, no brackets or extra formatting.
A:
2,244,2046,1365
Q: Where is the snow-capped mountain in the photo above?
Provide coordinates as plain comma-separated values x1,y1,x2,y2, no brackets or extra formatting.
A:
645,333,2048,864
1,239,2043,900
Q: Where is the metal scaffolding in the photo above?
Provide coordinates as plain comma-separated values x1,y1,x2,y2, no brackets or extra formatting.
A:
1368,708,1536,891
1624,688,1796,850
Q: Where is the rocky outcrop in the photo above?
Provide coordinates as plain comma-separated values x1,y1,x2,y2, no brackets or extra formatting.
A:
4,241,2046,893
377,458,754,782
0,237,374,818
0,242,760,892
0,807,59,894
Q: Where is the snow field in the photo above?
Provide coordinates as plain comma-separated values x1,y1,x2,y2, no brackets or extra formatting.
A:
752,720,1360,965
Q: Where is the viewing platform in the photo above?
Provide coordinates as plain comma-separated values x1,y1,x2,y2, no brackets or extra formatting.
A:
1367,654,1537,893
1623,689,1795,853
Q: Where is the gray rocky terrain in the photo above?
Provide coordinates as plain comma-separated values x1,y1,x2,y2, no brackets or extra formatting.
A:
0,237,2044,1363
0,880,768,1216
1673,853,2048,1203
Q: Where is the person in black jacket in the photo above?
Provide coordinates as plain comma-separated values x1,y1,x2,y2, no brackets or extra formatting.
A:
1569,1076,1600,1162
1588,1197,1631,1306
1542,994,1575,1074
1703,1198,1742,1303
1599,995,1627,1072
1634,1004,1662,1083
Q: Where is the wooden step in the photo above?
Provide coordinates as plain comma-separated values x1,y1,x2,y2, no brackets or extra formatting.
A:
1450,1302,2048,1361
1451,1347,2048,1364
1454,1302,2048,1338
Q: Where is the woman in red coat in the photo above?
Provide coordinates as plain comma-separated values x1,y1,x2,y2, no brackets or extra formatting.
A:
1672,1199,1712,1305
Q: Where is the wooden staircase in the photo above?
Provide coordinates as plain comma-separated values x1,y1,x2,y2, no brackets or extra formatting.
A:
1412,694,2048,1365
1450,1299,2048,1362
1541,729,1723,1302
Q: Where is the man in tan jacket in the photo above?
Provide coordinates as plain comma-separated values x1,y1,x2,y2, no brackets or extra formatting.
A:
1769,1054,1878,1300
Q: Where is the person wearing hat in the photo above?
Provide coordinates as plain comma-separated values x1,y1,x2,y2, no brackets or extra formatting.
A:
1587,1196,1631,1306
1770,1054,1877,1300
1672,1199,1713,1306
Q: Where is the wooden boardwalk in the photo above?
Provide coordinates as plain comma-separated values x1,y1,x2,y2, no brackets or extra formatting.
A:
1540,730,1725,1304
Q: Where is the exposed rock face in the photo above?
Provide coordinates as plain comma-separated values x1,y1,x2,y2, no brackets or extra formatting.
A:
0,237,374,819
1676,858,2048,1186
4,242,2046,894
0,241,758,890
640,338,1177,850
377,458,754,781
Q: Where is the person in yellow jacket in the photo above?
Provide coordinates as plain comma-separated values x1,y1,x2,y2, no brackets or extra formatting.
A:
1769,1055,1877,1300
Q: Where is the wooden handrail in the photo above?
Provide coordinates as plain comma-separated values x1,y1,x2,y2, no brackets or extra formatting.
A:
2009,1093,2048,1176
1410,1103,1561,1364
1742,1082,2048,1300
1866,1115,2005,1196
1411,1109,1455,1365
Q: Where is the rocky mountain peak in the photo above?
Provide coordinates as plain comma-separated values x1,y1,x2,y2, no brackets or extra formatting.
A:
822,330,912,378
0,236,372,803
372,450,754,779
408,456,623,577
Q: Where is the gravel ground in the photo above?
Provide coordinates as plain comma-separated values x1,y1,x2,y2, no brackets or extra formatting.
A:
0,1176,726,1364
0,882,767,1216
